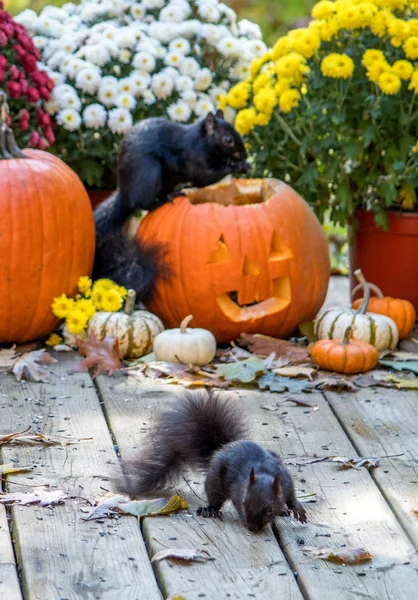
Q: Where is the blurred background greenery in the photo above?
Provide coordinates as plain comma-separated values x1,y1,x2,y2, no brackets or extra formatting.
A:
4,0,315,44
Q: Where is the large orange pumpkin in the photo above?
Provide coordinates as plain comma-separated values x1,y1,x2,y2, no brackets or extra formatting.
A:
0,94,95,343
138,178,330,343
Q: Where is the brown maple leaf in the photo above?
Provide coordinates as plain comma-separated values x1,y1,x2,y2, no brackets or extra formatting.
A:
12,349,57,382
239,333,310,363
70,333,122,377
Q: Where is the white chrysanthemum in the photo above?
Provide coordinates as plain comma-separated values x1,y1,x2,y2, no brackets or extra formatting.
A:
209,85,227,104
54,83,77,96
83,103,107,129
133,51,156,72
178,19,203,38
114,27,137,49
170,0,192,17
108,108,133,134
37,16,64,38
41,5,67,21
143,0,164,7
175,75,194,92
224,106,236,124
136,39,162,57
181,89,197,108
219,3,238,28
129,73,151,95
164,51,183,68
116,92,137,110
48,71,65,86
247,39,267,57
195,96,215,117
201,24,222,45
238,19,262,39
151,73,174,100
101,39,120,59
33,36,49,50
160,3,187,23
161,66,179,81
118,78,135,94
58,36,78,54
63,14,82,30
101,75,119,86
167,100,192,123
143,89,156,105
63,58,88,79
84,45,111,67
62,3,78,15
219,79,230,90
179,57,200,77
119,49,131,64
234,61,251,80
98,83,119,107
194,68,212,92
44,99,60,115
217,36,240,58
14,9,37,29
198,3,220,23
131,3,146,19
56,108,82,131
148,22,177,43
168,37,191,55
58,92,82,111
76,68,101,95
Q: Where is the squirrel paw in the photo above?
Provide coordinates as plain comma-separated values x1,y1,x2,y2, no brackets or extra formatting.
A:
278,507,292,517
196,506,223,520
291,502,307,523
166,190,187,202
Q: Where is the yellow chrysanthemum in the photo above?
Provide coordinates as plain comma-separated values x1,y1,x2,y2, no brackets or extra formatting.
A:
66,309,89,335
250,54,271,78
75,298,96,320
234,107,257,136
117,285,128,298
378,71,401,94
408,70,418,91
253,73,272,94
218,94,227,111
366,60,391,82
93,278,116,292
91,288,104,310
387,17,409,41
337,3,375,29
270,37,291,61
52,294,75,319
312,18,340,41
101,289,124,312
227,81,251,109
392,60,414,80
375,0,407,8
279,89,301,113
274,78,293,96
404,37,418,60
409,19,418,36
290,29,321,59
45,333,63,347
321,53,355,79
253,87,277,114
370,11,388,37
78,276,92,295
311,0,336,19
275,52,306,78
362,49,386,68
255,112,271,126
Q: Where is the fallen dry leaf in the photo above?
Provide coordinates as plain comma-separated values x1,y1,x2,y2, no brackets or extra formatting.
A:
239,333,310,363
0,487,67,506
82,493,131,520
118,495,189,518
0,463,32,476
305,546,372,565
0,426,91,447
273,366,316,379
12,349,57,383
313,376,357,391
331,456,380,469
151,548,212,564
217,357,266,383
283,456,329,467
0,346,18,369
287,397,319,409
71,333,122,377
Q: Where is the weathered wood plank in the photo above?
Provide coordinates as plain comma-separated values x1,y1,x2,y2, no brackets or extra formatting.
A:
0,504,22,600
0,355,161,600
99,373,418,600
97,378,305,600
325,387,418,551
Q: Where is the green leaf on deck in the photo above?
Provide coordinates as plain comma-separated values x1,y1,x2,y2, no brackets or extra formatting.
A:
379,360,418,375
217,357,266,383
258,372,310,393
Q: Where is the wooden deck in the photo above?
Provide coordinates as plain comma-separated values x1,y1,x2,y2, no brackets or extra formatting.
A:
1,276,418,600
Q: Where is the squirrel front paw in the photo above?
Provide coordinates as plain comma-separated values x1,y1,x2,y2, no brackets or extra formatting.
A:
197,505,223,520
291,501,307,523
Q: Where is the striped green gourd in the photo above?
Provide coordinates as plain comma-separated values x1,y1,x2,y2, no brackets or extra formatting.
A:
88,289,164,358
314,270,399,351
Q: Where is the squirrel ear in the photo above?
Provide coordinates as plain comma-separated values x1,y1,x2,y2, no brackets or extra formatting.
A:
272,472,281,496
204,112,216,135
249,467,256,486
215,109,224,120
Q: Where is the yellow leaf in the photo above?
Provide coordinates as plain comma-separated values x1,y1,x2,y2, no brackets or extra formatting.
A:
397,184,416,210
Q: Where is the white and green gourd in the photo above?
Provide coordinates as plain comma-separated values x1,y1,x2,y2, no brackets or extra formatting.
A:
314,270,399,351
88,289,164,358
153,315,217,366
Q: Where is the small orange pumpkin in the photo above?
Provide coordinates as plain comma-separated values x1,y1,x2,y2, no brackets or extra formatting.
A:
0,93,95,343
352,271,416,339
310,326,379,374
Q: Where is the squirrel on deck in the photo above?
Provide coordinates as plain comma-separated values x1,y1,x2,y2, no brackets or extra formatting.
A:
93,110,250,300
118,391,307,532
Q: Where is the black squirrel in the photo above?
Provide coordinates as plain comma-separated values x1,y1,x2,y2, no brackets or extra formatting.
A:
93,111,250,299
118,391,307,532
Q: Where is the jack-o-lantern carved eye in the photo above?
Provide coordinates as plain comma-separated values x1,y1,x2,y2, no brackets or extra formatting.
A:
208,234,230,263
269,230,294,261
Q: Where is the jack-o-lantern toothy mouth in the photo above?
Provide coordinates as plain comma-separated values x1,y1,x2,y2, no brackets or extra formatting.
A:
217,276,292,322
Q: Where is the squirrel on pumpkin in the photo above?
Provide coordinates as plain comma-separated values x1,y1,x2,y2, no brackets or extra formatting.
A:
93,110,250,300
117,391,307,532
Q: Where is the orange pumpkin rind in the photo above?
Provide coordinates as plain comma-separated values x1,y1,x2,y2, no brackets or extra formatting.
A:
311,326,379,374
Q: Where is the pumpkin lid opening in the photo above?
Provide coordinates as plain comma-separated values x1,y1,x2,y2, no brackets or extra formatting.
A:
181,178,282,206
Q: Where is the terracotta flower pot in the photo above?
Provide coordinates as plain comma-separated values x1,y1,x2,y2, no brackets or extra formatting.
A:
87,189,114,209
350,209,418,311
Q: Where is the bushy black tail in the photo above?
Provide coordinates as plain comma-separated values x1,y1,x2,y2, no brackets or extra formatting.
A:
117,391,248,497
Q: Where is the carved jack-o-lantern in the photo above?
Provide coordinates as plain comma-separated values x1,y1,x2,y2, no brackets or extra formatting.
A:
138,179,330,343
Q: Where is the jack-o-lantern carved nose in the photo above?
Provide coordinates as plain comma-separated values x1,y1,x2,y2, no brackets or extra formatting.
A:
241,255,260,276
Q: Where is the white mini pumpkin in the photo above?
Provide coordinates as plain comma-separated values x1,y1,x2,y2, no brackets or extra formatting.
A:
153,315,217,365
314,270,399,351
88,290,164,358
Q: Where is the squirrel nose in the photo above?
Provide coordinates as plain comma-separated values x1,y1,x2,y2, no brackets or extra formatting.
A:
233,151,241,160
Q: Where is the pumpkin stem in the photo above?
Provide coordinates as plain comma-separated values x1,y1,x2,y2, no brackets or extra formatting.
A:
353,269,371,315
351,282,384,300
124,289,136,315
0,92,27,160
180,315,193,333
342,326,352,346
